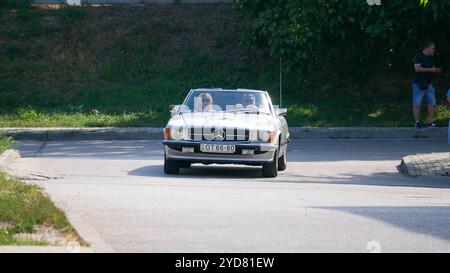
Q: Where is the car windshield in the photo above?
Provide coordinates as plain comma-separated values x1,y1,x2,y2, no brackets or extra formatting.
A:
181,90,272,115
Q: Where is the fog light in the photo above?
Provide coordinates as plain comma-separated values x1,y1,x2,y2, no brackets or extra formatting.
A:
182,147,194,153
242,149,254,155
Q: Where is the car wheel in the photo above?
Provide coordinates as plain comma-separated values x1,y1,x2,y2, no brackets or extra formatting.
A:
278,149,287,171
262,149,278,178
164,152,179,174
179,161,191,169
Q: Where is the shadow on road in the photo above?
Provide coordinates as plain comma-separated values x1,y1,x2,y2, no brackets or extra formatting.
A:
128,164,450,188
316,206,450,242
286,139,448,162
128,164,264,179
18,139,448,162
21,140,163,159
275,172,450,189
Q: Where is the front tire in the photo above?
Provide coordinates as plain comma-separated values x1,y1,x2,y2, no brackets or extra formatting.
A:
262,149,278,178
278,148,287,171
164,152,179,174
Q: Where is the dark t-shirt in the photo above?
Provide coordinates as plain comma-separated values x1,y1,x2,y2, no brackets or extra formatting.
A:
412,52,433,84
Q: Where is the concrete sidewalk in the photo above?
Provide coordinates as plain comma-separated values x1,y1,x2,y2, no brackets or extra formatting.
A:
0,127,447,141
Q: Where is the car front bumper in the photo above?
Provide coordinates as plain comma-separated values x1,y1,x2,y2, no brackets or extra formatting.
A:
162,140,277,165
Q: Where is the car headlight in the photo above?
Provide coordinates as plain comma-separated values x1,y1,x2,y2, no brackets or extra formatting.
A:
250,130,275,143
166,127,190,140
258,130,275,143
258,130,271,142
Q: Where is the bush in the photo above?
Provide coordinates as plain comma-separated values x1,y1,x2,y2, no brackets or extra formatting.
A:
0,136,13,154
0,0,32,10
236,0,450,80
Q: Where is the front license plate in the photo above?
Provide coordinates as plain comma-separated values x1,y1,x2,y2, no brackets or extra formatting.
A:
200,144,236,154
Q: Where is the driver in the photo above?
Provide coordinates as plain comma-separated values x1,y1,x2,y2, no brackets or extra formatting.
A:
199,93,215,112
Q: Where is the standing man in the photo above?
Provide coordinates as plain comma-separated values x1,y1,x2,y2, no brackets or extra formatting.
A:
412,41,442,129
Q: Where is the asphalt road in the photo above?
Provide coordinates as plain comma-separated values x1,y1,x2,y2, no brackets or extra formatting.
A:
8,139,450,252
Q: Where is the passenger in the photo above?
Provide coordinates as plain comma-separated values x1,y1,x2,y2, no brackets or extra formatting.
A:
243,93,258,110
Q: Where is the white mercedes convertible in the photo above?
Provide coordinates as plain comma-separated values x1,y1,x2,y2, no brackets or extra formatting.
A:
162,88,289,177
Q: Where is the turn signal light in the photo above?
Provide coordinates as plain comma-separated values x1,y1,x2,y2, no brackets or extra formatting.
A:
164,128,171,140
268,131,275,144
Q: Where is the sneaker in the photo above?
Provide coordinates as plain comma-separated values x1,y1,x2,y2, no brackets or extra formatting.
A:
428,122,438,128
415,121,422,129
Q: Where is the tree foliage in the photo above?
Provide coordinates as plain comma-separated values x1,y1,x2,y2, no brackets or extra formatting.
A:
236,0,450,80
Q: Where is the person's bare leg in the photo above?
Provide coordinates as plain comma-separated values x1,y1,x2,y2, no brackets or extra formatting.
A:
413,107,420,122
427,106,436,124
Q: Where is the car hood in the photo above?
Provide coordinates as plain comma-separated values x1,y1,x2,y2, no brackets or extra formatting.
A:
167,112,277,131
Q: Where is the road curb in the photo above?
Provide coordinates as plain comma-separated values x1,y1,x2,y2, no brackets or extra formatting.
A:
1,127,162,141
0,149,20,168
0,127,447,141
66,214,115,253
0,149,111,252
399,152,450,177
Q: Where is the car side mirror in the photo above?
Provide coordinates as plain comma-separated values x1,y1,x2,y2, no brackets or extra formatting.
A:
276,108,287,116
170,105,190,116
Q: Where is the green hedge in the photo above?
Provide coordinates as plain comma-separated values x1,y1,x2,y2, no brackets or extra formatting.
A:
236,0,450,80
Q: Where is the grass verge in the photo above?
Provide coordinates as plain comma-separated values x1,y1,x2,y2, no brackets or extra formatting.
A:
0,3,448,127
0,172,83,246
0,136,13,154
